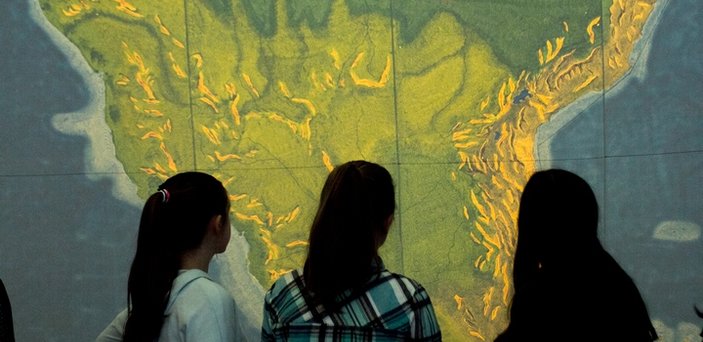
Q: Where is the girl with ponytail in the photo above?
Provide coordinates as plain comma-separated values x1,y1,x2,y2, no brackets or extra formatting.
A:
261,160,441,341
97,172,243,341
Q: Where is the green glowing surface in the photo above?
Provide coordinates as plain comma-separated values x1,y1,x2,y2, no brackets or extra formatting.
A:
40,0,653,339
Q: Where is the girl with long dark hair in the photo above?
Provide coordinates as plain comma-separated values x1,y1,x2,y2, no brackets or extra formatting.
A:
261,160,441,341
495,169,658,341
97,172,243,341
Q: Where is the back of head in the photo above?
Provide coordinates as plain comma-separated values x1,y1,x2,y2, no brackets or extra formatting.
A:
513,169,599,286
304,160,395,308
124,172,228,341
503,170,659,341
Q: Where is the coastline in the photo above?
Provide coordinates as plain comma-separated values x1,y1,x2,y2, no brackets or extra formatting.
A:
535,0,671,167
28,1,265,338
27,0,141,207
213,234,266,340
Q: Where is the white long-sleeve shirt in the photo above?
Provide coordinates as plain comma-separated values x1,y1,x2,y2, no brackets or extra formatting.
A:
96,269,244,341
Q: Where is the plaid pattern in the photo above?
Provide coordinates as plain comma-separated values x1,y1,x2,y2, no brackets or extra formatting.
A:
261,267,442,341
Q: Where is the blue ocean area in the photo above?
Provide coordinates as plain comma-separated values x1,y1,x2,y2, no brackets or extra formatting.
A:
543,0,703,329
0,1,138,341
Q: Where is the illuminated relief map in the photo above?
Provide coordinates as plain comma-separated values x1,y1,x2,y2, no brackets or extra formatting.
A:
14,0,696,340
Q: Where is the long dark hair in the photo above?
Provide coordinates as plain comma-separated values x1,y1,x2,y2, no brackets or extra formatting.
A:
303,160,395,308
123,172,229,341
500,169,658,341
512,169,599,290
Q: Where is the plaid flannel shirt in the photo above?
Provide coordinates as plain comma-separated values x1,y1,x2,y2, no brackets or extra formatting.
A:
261,265,442,341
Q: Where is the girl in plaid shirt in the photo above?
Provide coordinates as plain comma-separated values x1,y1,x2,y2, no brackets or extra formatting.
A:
261,160,441,341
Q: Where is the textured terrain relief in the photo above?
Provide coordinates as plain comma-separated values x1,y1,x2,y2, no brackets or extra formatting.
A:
39,0,656,340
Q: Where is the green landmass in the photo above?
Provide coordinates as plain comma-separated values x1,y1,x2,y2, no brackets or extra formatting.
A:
199,0,609,73
348,0,609,73
39,0,630,340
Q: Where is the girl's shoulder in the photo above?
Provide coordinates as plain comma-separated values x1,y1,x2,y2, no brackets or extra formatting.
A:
167,269,233,314
376,270,427,296
265,269,303,298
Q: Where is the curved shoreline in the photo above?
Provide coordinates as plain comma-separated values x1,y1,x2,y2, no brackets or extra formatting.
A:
27,0,142,207
28,1,264,339
535,0,671,167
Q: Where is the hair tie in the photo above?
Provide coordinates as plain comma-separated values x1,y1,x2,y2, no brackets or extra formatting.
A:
158,189,170,203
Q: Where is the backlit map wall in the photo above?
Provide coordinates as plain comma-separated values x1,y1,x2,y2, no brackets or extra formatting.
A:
1,0,701,340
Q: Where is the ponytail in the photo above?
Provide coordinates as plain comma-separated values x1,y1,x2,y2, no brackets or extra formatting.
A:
123,172,228,341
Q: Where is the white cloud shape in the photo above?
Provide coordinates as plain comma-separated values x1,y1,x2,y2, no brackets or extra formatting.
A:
652,221,701,242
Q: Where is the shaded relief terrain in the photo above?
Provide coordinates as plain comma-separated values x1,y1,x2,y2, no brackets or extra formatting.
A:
40,0,657,340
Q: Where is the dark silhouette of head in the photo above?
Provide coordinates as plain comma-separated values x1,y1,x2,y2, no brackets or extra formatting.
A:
303,160,395,308
513,169,600,289
497,169,658,341
124,172,229,341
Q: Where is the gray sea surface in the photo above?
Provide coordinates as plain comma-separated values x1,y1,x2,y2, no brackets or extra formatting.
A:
538,0,703,332
0,1,138,340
